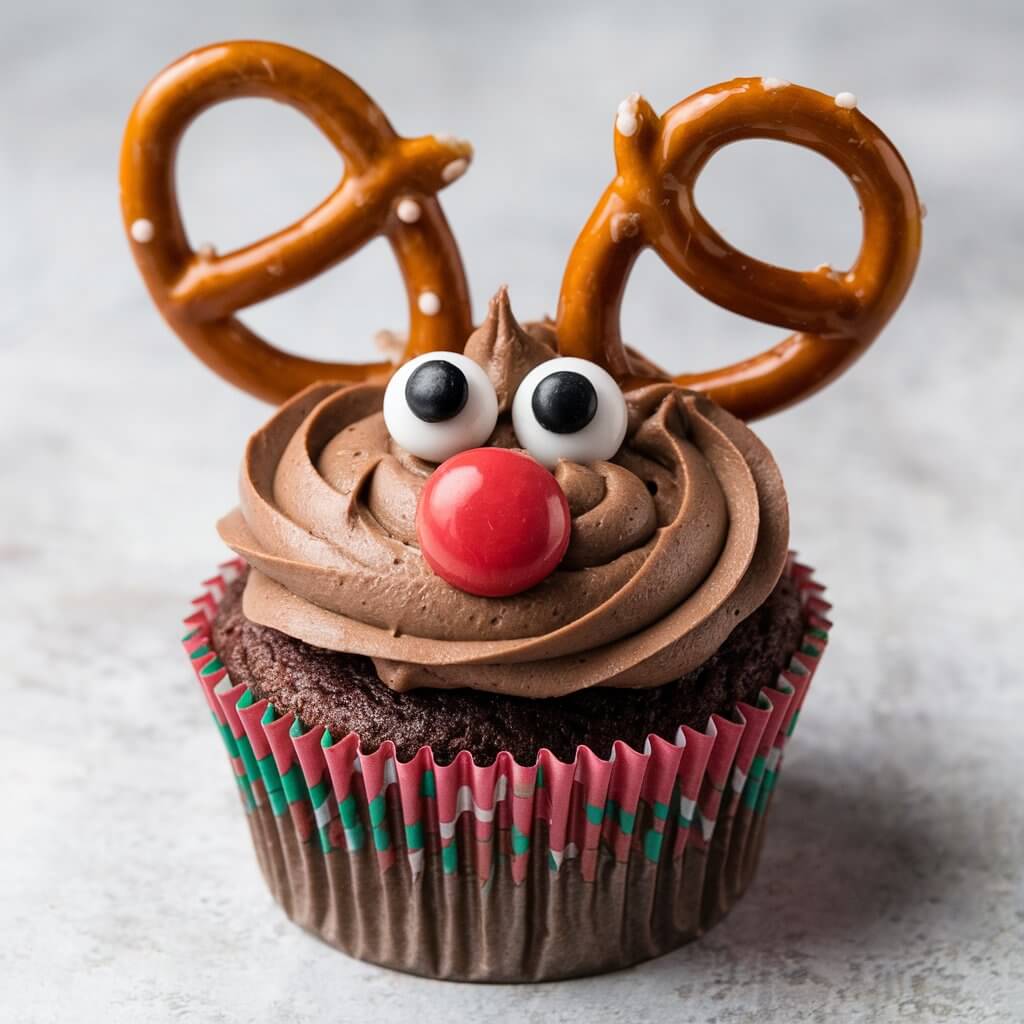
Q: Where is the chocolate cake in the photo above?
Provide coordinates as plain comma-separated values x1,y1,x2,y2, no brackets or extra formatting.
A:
212,568,807,764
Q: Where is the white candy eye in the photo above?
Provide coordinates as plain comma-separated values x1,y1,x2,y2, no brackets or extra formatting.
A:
383,352,499,463
511,357,628,469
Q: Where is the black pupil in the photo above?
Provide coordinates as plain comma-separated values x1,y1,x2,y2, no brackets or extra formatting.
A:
405,360,469,423
532,371,598,434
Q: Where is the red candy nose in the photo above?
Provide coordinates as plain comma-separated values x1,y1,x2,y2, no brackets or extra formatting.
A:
416,448,571,597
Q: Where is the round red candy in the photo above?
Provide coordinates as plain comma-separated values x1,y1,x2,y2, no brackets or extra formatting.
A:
416,447,571,597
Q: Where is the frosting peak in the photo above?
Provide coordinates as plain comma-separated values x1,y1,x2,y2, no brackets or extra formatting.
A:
462,287,554,412
218,293,790,698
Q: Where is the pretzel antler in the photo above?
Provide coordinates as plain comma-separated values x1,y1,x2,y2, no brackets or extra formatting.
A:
120,41,473,404
556,79,923,420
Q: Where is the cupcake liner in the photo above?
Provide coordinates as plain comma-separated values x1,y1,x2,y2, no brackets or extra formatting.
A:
182,555,831,981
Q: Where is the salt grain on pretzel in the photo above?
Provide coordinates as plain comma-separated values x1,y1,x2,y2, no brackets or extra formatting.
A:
417,291,442,316
441,159,469,183
130,218,154,243
396,198,422,224
615,93,641,137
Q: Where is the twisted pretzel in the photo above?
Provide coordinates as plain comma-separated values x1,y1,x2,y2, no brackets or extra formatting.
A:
556,79,923,420
120,41,473,404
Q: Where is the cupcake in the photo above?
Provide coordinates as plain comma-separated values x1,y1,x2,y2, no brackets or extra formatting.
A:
122,41,921,981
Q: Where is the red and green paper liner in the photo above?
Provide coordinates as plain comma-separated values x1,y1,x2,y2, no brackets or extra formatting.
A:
182,555,831,981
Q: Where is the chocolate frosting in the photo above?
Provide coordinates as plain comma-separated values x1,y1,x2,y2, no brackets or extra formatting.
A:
218,291,790,697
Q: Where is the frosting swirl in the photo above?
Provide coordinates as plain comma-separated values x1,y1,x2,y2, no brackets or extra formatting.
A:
218,292,789,697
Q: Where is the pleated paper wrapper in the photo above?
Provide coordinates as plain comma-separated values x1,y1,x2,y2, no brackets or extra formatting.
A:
182,555,830,982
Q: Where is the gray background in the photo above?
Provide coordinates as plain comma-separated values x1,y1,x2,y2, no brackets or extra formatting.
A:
2,1,1022,1021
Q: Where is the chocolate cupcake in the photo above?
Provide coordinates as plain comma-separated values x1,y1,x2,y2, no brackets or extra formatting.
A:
124,41,921,981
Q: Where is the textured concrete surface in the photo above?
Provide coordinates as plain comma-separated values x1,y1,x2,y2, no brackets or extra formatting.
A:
2,1,1022,1021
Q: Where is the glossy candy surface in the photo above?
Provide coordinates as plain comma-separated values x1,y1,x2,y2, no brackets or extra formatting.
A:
416,448,571,597
531,370,598,433
512,357,628,469
405,359,469,422
383,352,498,463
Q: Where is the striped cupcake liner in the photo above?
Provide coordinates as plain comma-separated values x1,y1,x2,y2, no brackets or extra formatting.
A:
182,555,830,980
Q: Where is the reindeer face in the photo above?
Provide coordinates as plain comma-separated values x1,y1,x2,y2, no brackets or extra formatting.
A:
214,287,788,696
122,42,921,695
375,291,633,596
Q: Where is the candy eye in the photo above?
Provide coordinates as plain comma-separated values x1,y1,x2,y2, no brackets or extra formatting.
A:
512,357,628,468
383,352,499,463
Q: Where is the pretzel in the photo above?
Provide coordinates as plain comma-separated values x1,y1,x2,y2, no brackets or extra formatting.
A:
556,79,923,420
119,41,473,404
